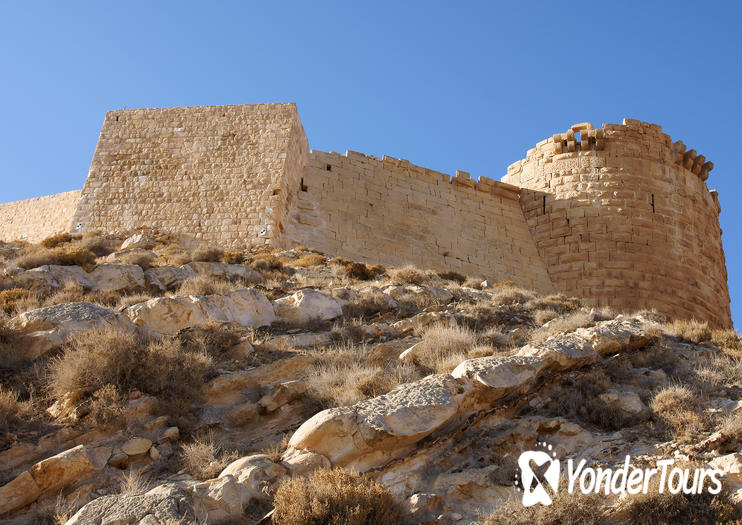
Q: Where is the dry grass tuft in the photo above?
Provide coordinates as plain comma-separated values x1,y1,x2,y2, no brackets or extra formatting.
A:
389,265,429,285
292,253,327,267
0,386,33,433
437,271,467,284
0,288,36,315
191,246,224,262
306,341,420,407
409,323,479,373
40,232,75,248
489,285,536,306
484,490,605,525
711,329,742,352
221,248,245,264
118,468,152,496
272,468,407,525
47,327,214,417
664,319,711,344
180,434,236,480
650,384,706,442
176,275,243,296
249,253,284,273
176,324,243,360
13,245,97,270
343,261,384,281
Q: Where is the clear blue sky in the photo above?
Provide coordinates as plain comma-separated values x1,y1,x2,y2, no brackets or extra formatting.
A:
1,2,740,326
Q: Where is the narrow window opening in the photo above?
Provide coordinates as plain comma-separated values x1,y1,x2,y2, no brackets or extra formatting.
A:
115,116,119,121
326,164,332,171
272,189,281,196
300,178,308,192
651,193,655,213
575,131,581,143
542,196,547,214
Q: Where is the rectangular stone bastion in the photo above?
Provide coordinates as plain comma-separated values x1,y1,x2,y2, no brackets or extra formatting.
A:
0,104,732,327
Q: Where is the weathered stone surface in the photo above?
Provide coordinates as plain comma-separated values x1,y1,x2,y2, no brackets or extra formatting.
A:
261,331,331,351
576,317,653,356
258,380,307,412
144,264,197,291
122,437,153,456
28,444,110,493
126,289,274,334
11,303,133,348
190,455,288,523
287,374,470,471
273,288,343,325
89,263,145,292
281,449,331,476
65,483,195,525
451,355,547,398
598,389,647,414
518,333,596,369
0,471,41,516
121,233,156,251
14,264,96,291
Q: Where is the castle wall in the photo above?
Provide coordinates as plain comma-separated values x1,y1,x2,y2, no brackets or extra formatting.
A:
503,119,731,327
284,150,555,292
71,103,307,248
0,190,81,243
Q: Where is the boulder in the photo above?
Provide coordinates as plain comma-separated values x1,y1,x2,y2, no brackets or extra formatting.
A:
710,453,742,479
287,374,470,471
258,380,307,412
122,437,153,456
451,355,547,399
126,289,274,335
89,263,146,292
27,444,110,494
11,303,133,352
273,289,343,326
120,233,157,251
281,449,331,476
65,483,195,525
518,333,596,370
190,455,287,523
576,317,653,356
101,248,156,265
0,471,41,516
15,264,96,291
598,389,647,415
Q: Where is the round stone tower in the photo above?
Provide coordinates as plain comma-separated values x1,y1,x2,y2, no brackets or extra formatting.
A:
503,118,731,328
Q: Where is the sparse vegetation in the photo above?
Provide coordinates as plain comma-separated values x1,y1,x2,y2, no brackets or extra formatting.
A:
529,310,595,344
292,253,326,267
176,275,243,296
272,468,407,525
663,319,712,344
343,261,384,281
484,490,605,525
191,246,224,263
408,323,482,373
650,384,706,441
180,434,236,479
389,265,429,285
13,244,97,270
40,232,75,248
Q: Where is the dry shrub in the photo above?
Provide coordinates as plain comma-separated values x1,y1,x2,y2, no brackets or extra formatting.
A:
718,412,742,445
176,324,243,360
344,261,383,281
342,293,396,319
47,327,214,417
221,248,245,264
118,468,152,496
0,386,33,433
489,285,536,306
665,319,711,344
191,246,224,262
293,245,324,254
0,288,35,315
176,275,240,296
250,253,284,272
437,271,467,284
273,468,407,525
693,353,742,391
155,244,192,266
525,294,581,314
115,293,155,309
80,231,117,256
650,384,705,441
484,490,605,525
13,245,97,270
180,434,236,479
532,308,559,325
292,253,327,267
529,310,594,343
389,265,429,285
0,318,20,366
40,232,74,248
409,324,477,373
113,250,155,270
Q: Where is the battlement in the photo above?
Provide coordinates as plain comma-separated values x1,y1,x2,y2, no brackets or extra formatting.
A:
0,106,731,327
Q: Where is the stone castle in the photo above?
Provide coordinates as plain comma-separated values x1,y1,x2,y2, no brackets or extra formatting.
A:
0,103,731,327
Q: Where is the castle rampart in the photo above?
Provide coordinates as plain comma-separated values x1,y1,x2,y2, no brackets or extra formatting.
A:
503,118,730,327
0,106,731,327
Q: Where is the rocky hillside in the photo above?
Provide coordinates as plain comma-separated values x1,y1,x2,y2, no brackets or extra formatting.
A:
0,231,741,524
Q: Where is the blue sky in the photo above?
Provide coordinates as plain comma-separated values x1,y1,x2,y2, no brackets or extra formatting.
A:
1,1,740,326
